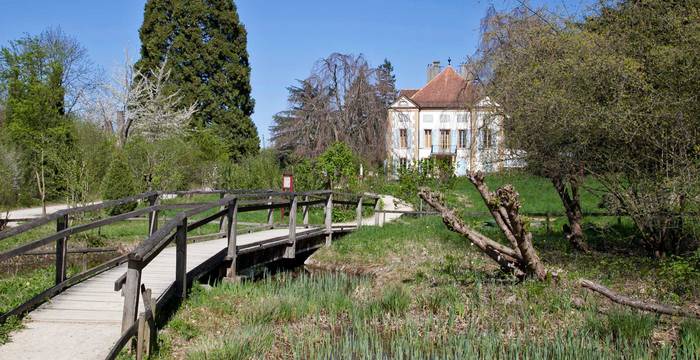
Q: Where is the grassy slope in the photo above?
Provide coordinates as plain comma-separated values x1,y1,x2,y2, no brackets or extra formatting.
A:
152,173,699,359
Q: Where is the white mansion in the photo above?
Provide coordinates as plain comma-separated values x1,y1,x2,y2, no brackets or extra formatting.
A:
387,61,513,176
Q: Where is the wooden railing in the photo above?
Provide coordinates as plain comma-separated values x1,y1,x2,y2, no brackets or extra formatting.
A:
0,189,280,324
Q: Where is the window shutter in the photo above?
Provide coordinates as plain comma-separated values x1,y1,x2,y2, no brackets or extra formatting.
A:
407,128,413,149
450,130,456,149
432,130,438,150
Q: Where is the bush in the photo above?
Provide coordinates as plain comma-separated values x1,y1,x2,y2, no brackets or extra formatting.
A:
218,149,281,190
317,142,358,189
101,151,138,215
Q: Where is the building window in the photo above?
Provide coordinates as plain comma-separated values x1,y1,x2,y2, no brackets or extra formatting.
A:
457,114,467,123
399,129,407,148
482,127,493,149
440,114,450,123
399,157,407,169
440,129,451,149
458,129,467,149
424,129,432,147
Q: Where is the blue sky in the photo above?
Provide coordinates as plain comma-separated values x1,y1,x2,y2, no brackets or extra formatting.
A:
0,0,593,145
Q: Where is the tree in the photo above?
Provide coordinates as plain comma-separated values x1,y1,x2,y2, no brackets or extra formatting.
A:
0,33,73,211
102,151,138,216
37,27,97,115
376,59,397,109
135,0,258,160
581,0,700,256
317,142,358,189
476,5,639,252
271,53,392,165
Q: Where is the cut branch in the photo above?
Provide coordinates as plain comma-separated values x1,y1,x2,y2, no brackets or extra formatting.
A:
580,279,700,319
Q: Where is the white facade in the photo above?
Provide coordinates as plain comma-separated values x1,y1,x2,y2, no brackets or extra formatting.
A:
387,97,504,176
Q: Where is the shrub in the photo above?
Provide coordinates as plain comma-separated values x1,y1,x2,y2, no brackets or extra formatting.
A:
317,142,358,189
101,151,138,216
218,149,281,190
659,250,700,297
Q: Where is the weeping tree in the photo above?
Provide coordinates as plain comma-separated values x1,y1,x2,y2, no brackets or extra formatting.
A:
271,53,396,166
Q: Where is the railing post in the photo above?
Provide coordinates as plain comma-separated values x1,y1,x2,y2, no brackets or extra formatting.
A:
121,260,142,335
374,198,381,227
302,195,310,228
175,218,187,299
267,195,274,227
147,194,159,236
55,213,69,285
225,199,238,280
325,193,333,246
356,196,363,228
284,194,298,258
217,192,225,233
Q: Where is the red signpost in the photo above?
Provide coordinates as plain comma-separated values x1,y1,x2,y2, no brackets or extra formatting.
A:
280,172,294,220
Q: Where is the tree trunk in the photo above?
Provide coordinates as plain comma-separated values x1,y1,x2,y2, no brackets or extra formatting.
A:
420,173,547,281
551,176,590,252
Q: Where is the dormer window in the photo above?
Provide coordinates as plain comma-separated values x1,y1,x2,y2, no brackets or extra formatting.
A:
399,100,408,106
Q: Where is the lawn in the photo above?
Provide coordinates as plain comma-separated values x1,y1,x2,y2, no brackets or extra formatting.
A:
148,172,700,359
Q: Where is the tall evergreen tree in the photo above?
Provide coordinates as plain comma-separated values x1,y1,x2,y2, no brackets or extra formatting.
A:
136,0,259,160
376,59,397,108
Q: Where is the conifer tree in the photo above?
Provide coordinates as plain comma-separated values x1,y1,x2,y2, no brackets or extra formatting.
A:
136,0,259,160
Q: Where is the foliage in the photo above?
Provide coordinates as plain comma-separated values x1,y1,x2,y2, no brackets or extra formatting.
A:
0,32,74,205
477,1,700,255
392,158,455,207
271,53,396,165
136,0,259,160
218,149,281,190
101,150,138,215
658,250,700,298
59,120,115,206
316,142,358,189
0,141,20,209
289,159,325,192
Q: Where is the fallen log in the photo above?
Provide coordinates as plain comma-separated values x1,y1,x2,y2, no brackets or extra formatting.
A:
580,279,700,319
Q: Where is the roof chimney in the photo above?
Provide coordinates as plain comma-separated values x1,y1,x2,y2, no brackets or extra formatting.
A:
427,61,442,82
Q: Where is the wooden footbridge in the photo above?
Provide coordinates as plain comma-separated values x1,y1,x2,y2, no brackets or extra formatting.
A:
0,189,409,359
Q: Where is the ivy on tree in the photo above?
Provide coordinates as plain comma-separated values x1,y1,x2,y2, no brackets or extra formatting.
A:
136,0,259,160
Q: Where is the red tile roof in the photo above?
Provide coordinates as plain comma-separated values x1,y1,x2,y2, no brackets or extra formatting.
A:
398,89,419,98
402,67,479,109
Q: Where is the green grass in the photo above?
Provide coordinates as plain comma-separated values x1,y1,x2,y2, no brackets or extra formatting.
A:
153,211,698,359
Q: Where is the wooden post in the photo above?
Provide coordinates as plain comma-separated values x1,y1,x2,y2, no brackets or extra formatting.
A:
374,198,381,227
325,193,333,246
225,199,238,279
266,195,274,227
284,195,298,258
136,314,146,360
121,260,142,335
302,195,309,228
55,214,69,285
147,194,159,236
217,192,225,233
175,218,187,299
356,196,363,228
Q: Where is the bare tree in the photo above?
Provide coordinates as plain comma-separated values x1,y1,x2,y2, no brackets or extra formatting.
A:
89,53,196,146
39,27,98,115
